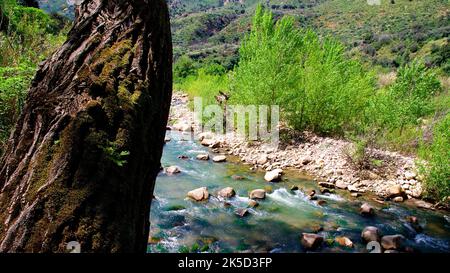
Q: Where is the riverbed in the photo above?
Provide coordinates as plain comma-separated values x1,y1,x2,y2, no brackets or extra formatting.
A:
148,131,450,253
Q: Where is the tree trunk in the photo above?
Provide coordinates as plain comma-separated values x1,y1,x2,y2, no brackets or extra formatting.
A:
0,5,9,32
0,0,172,253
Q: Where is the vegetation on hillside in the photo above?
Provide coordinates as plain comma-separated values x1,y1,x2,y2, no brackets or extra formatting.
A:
0,0,67,153
420,113,450,200
37,0,75,19
168,0,449,74
315,0,449,72
37,0,450,73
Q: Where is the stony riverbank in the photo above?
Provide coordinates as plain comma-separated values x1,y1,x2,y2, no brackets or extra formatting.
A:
167,92,439,208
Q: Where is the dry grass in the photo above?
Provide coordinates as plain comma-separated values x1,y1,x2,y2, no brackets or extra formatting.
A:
377,71,397,88
439,76,450,93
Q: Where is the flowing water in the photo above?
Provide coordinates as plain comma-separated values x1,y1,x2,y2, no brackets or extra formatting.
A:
148,131,450,253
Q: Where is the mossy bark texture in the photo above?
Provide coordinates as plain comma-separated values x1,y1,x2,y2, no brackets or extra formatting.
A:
0,0,172,253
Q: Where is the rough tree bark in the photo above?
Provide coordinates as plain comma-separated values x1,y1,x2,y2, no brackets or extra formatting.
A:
0,0,172,253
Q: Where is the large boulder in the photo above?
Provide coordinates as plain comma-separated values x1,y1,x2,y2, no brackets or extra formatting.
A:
308,190,317,200
360,203,375,217
300,157,312,165
218,187,236,198
196,154,209,161
381,235,405,250
257,154,269,165
336,180,348,190
335,237,354,248
235,208,249,218
201,138,220,148
361,226,381,243
232,175,245,181
409,199,434,210
320,187,333,194
406,216,422,233
212,155,227,163
249,189,266,200
318,182,335,189
300,233,324,250
187,187,209,202
172,122,192,132
404,171,417,180
166,166,181,175
248,200,259,208
198,132,214,141
348,185,359,192
264,169,283,182
388,185,405,198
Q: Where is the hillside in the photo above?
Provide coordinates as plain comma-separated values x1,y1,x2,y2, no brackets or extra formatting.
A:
38,0,75,19
37,0,449,72
169,0,328,67
169,0,449,72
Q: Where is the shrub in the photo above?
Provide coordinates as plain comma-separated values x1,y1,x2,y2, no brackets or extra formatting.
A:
201,62,226,76
175,68,229,107
173,55,197,83
1,1,66,65
230,5,303,107
0,0,66,153
230,5,376,135
0,63,35,142
383,61,441,132
345,137,370,170
420,114,450,201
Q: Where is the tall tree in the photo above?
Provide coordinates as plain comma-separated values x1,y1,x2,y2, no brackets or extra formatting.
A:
0,0,172,253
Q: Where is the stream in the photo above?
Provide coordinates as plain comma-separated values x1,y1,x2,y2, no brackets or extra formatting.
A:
148,131,450,253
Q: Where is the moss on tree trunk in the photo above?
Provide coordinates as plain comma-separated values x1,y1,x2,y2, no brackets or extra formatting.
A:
0,0,172,253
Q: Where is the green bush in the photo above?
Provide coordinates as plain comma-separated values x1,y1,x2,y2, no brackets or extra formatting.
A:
201,62,226,76
175,68,229,107
0,0,66,153
421,114,450,201
0,0,67,66
230,5,375,135
371,61,442,133
173,55,197,83
230,5,302,106
0,63,35,141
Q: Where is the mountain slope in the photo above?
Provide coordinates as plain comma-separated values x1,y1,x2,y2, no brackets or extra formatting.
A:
38,0,449,72
168,0,448,72
38,0,75,19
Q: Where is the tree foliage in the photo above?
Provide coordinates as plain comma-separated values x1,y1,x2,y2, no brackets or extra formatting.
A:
230,5,375,135
0,0,67,153
420,114,450,200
